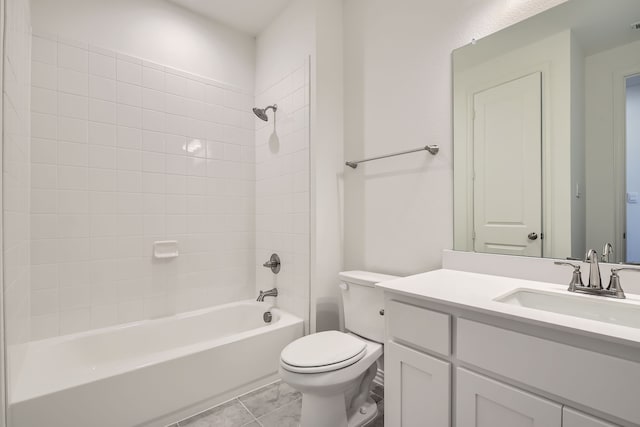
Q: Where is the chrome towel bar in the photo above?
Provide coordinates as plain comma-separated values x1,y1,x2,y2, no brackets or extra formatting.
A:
345,145,439,169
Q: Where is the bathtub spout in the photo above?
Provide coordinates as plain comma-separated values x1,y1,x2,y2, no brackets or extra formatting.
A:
257,288,278,302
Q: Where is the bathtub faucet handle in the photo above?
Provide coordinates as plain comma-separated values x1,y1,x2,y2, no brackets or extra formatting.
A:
257,288,278,302
263,253,281,274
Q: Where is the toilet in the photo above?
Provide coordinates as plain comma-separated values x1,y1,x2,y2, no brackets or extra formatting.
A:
279,271,399,427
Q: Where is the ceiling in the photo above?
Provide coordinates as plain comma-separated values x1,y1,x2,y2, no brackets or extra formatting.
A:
454,0,640,70
168,0,292,35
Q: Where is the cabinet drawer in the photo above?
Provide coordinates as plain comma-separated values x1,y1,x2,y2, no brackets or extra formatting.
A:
387,300,450,356
457,318,640,425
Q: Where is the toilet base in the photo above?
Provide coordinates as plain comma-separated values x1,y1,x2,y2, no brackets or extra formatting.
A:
349,397,378,427
300,395,378,427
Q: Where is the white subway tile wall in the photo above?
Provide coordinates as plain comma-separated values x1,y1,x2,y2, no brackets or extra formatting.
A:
254,59,310,324
4,0,32,345
29,34,257,339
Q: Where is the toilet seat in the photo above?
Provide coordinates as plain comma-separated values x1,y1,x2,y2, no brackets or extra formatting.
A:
280,331,368,374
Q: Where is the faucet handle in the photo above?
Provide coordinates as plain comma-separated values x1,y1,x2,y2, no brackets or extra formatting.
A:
554,261,584,292
554,261,581,270
607,267,640,299
263,253,281,274
610,267,640,273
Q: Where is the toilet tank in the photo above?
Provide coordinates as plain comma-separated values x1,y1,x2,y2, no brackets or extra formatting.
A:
339,271,400,343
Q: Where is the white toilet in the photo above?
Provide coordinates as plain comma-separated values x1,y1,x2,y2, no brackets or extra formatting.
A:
279,271,398,427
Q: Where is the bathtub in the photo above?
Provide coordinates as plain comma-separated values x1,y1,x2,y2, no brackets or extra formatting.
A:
8,301,303,427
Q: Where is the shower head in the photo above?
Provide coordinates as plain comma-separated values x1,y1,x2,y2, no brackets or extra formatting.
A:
253,104,277,121
253,107,269,121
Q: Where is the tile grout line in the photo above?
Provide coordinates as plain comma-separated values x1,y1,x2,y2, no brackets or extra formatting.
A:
172,394,243,427
253,396,303,424
236,380,302,424
236,397,261,425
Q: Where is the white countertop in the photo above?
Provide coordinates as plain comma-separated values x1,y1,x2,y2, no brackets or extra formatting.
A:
377,269,640,349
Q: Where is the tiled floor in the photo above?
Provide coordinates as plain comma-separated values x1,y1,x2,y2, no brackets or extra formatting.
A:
170,380,384,427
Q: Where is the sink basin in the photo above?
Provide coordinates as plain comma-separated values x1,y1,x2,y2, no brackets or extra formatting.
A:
495,289,640,329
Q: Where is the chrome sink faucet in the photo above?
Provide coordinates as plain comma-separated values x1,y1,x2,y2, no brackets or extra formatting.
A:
585,249,602,290
257,288,278,302
555,249,632,299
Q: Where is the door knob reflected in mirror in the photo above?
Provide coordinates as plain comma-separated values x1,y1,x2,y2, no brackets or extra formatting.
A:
528,232,539,241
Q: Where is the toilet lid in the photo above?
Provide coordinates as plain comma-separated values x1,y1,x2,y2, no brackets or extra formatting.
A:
281,331,367,372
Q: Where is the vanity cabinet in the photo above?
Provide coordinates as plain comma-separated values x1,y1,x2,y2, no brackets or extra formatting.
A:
383,294,634,427
456,368,561,427
385,341,450,426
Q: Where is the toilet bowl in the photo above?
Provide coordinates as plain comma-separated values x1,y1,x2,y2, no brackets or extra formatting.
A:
279,271,398,427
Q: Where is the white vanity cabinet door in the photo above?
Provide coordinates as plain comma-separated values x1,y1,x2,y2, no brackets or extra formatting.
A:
457,368,561,427
563,408,619,427
385,341,450,427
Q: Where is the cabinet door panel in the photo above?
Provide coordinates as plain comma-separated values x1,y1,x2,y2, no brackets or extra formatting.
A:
456,368,561,427
563,407,619,427
385,341,450,427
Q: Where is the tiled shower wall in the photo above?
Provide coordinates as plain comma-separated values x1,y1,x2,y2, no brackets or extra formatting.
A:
29,34,256,339
254,59,310,324
4,0,32,346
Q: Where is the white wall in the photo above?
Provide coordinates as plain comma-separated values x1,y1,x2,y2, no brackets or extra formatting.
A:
626,81,640,262
0,2,4,422
30,0,255,90
310,0,344,332
343,0,567,276
24,0,259,341
570,31,586,260
3,0,31,410
253,61,310,326
255,0,315,94
255,0,314,330
29,34,256,339
4,0,31,344
585,39,640,260
255,0,344,334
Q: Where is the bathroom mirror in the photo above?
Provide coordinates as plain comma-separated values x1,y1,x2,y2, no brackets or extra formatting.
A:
453,0,640,264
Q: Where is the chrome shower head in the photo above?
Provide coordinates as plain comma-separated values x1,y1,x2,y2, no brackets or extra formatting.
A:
253,104,277,121
253,107,268,121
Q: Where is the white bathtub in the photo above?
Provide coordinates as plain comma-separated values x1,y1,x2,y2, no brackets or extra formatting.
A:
8,301,303,427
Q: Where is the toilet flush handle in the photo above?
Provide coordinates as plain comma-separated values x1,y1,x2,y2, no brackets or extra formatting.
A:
339,283,349,290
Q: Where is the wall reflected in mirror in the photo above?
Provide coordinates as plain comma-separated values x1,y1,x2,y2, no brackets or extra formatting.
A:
627,74,640,262
453,0,640,264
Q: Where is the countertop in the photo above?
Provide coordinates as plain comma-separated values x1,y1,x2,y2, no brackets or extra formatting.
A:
377,269,640,349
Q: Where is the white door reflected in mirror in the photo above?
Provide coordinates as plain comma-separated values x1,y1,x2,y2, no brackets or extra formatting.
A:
472,72,542,257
